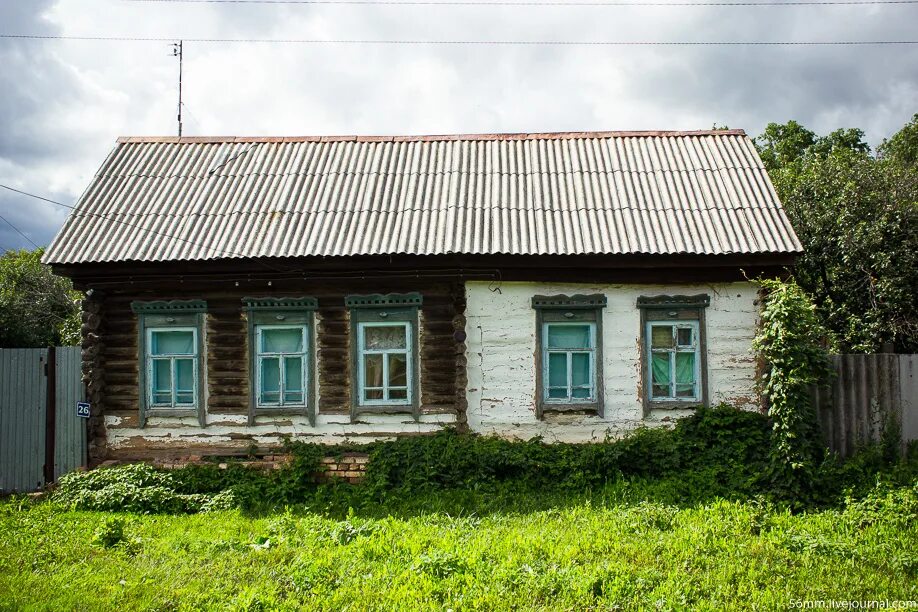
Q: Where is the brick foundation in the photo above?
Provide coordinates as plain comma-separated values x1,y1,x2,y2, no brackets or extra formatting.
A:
315,453,369,484
98,452,369,483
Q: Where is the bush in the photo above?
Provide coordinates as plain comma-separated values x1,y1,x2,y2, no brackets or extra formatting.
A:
361,405,770,499
53,463,238,514
50,406,914,514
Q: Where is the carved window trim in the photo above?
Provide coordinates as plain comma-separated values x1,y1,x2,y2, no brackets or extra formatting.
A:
131,300,207,427
243,297,317,426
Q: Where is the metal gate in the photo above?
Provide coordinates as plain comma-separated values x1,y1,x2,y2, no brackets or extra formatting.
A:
0,347,86,493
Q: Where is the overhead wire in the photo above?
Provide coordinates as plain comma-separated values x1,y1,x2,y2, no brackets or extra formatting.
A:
1,33,916,44
120,0,918,6
0,212,40,249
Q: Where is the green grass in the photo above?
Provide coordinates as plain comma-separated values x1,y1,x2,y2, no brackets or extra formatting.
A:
2,483,917,611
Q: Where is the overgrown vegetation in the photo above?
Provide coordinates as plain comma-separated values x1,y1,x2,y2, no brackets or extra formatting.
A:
756,116,918,353
0,247,81,347
753,278,833,503
47,406,918,517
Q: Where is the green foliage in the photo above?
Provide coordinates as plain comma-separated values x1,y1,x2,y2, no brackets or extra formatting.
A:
53,463,237,514
361,406,770,501
756,119,918,352
3,478,917,610
91,516,132,549
753,278,832,501
879,113,918,168
0,247,82,347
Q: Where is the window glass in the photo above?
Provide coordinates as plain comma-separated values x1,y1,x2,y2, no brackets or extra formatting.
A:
571,353,591,388
151,330,194,355
651,326,673,349
651,353,671,398
364,354,383,388
260,357,281,404
547,324,591,350
389,354,407,387
152,360,172,405
261,328,303,353
677,327,694,347
364,325,407,350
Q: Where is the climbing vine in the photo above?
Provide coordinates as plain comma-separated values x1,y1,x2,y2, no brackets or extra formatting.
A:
753,278,833,499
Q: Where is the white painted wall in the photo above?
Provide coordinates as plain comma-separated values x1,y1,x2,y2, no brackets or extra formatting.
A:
105,412,458,451
465,281,761,442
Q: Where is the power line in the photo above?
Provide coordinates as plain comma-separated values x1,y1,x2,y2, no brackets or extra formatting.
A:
0,212,40,249
0,183,291,272
121,0,918,6
1,33,917,45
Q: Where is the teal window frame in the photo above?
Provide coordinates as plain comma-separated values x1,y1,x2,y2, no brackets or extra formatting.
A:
244,297,317,426
347,293,422,421
147,327,198,409
645,320,701,402
356,321,413,407
637,294,710,414
255,324,309,409
532,294,606,418
132,300,207,428
542,322,597,404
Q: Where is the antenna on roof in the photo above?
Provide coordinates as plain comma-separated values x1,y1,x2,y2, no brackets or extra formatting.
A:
171,40,183,137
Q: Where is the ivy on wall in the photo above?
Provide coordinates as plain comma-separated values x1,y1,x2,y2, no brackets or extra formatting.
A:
753,278,833,499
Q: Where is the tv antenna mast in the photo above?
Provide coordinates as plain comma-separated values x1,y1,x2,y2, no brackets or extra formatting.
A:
171,40,183,137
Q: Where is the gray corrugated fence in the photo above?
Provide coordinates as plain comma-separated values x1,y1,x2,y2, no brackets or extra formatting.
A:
54,347,87,480
0,347,85,493
815,354,918,457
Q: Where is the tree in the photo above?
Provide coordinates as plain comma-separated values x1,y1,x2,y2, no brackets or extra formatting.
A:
0,248,82,347
878,113,918,168
756,120,918,353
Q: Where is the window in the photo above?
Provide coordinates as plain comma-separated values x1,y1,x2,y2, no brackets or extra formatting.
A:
357,322,411,404
131,300,207,427
647,321,700,401
148,328,197,407
637,294,709,413
532,294,607,418
256,326,307,407
346,293,422,420
244,297,317,425
543,323,596,402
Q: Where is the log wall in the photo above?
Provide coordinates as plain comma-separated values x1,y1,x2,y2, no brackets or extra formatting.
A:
88,277,465,461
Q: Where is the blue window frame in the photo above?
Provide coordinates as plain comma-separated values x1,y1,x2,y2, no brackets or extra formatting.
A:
147,327,198,408
542,322,596,403
255,325,308,408
357,321,412,406
646,320,701,401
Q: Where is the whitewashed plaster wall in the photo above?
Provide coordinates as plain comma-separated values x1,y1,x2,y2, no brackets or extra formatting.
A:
104,412,458,452
465,281,761,442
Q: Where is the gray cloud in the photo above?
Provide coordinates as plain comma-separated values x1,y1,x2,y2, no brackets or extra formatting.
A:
1,0,916,250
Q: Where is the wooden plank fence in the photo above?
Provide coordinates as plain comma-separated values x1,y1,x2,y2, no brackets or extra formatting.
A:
0,347,86,493
814,354,918,457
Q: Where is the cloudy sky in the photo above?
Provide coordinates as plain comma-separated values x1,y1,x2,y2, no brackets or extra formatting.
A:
1,0,916,250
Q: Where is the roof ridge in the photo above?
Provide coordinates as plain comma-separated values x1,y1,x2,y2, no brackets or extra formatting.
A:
115,129,747,145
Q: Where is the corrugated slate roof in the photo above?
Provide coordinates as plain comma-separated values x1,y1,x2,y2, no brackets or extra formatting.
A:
42,130,802,265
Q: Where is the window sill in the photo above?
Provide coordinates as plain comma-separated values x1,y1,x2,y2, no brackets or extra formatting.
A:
647,401,703,410
540,403,601,415
144,408,198,418
353,405,415,415
252,406,308,415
